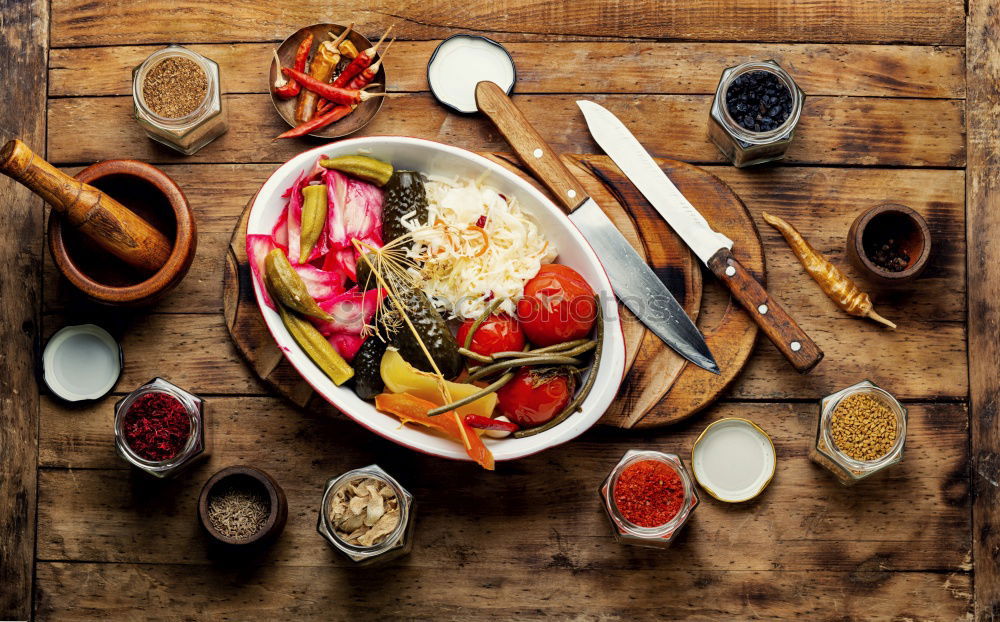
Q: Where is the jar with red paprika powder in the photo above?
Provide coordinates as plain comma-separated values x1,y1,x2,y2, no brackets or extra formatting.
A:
114,377,208,478
600,450,698,548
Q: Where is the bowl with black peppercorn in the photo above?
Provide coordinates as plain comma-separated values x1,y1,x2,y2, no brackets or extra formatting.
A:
708,60,805,167
847,203,931,287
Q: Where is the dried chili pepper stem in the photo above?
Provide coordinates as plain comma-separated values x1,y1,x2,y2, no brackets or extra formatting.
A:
762,212,896,329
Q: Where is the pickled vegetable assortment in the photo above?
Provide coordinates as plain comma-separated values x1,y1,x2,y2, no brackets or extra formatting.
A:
250,152,603,469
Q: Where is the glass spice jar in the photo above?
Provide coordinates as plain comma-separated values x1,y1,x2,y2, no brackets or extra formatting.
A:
600,450,699,548
810,380,907,485
317,465,415,565
708,60,805,167
132,45,228,155
114,377,208,478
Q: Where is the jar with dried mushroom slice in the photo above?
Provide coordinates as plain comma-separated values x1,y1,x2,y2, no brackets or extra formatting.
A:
317,465,414,564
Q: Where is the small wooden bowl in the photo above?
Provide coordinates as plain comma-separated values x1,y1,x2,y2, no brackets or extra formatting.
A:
198,465,288,548
847,203,931,287
48,160,196,305
269,23,387,139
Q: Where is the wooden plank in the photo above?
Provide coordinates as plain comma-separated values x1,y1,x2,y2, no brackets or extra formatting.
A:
966,0,1000,619
35,563,972,621
48,0,966,46
46,94,966,168
49,42,965,99
36,398,969,572
0,0,46,618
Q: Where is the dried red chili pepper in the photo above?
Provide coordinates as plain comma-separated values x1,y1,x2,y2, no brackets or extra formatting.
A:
272,33,313,99
331,26,392,88
281,67,389,105
274,104,353,139
613,459,684,527
122,391,191,462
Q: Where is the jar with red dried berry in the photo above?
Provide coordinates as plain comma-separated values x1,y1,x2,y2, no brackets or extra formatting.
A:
708,60,805,167
599,450,699,548
114,377,208,478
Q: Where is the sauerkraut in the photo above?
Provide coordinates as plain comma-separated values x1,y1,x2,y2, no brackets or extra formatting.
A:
402,175,556,319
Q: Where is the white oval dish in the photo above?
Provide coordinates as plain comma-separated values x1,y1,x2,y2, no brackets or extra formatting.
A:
692,418,776,502
247,137,626,463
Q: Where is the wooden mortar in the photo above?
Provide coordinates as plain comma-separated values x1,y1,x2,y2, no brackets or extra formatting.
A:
0,139,196,305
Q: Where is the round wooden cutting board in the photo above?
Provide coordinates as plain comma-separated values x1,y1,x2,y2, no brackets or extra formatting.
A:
223,154,762,428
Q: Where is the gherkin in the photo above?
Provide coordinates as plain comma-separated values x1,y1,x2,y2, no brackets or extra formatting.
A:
382,171,428,243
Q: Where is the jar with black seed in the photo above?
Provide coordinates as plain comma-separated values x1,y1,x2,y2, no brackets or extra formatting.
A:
708,60,805,167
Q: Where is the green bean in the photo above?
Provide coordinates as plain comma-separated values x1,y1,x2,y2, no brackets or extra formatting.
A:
458,347,493,364
463,297,505,349
515,296,604,439
491,339,593,359
425,372,515,417
466,355,582,382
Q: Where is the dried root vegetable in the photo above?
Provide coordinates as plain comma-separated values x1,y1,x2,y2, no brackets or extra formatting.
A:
328,477,401,547
762,212,896,329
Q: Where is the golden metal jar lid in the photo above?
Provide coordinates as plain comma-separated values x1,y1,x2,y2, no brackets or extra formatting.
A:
692,418,776,503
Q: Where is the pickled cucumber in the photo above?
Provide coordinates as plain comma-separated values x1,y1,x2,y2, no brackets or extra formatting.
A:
393,286,463,378
264,249,331,321
319,155,394,187
299,184,328,263
351,336,388,399
382,171,428,243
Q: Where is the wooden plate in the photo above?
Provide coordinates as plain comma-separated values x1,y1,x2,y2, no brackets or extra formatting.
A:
223,154,762,428
268,23,386,139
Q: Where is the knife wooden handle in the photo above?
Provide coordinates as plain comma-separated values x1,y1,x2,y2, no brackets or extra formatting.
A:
475,81,588,214
708,248,823,373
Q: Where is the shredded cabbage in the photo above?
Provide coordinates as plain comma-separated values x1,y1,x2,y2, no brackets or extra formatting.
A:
403,175,557,319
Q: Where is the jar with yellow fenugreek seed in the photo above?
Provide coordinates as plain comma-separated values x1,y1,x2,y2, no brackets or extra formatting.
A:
810,380,906,485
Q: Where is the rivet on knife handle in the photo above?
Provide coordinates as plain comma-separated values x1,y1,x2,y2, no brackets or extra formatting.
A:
474,81,588,214
708,248,823,373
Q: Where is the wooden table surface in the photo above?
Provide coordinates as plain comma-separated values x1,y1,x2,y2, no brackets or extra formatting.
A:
1,1,996,620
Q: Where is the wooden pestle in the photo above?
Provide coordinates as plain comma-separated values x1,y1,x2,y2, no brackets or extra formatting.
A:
0,139,172,273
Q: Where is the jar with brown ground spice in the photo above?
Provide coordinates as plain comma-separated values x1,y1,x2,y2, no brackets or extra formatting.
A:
132,45,228,155
810,380,906,485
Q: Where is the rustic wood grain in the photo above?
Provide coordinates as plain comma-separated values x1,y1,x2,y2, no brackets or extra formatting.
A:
0,0,46,618
45,94,966,168
48,0,965,46
35,398,970,570
34,562,972,621
49,42,966,99
967,1,1000,619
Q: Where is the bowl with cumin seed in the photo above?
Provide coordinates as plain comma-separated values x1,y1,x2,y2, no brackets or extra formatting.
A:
198,465,287,549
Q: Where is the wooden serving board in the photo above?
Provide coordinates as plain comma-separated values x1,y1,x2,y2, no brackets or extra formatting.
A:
223,154,763,428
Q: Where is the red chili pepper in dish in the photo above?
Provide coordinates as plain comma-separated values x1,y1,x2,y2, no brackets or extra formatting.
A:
463,414,519,432
274,104,353,139
272,33,313,99
331,25,393,88
296,25,353,123
282,67,389,105
346,58,382,90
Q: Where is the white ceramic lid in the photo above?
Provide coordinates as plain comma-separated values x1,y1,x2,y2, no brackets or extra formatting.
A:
692,418,776,503
43,324,122,401
427,34,516,113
